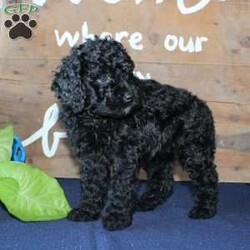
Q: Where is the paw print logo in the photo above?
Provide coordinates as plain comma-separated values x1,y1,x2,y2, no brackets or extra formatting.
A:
4,14,37,40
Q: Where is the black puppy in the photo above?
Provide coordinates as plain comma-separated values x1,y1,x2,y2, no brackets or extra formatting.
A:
52,37,218,231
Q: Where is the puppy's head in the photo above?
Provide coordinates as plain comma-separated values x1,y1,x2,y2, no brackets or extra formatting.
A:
52,37,140,117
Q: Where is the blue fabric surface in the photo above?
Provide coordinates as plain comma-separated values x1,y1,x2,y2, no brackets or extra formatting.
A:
0,179,249,250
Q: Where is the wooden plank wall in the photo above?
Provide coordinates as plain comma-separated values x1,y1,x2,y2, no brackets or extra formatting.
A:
0,0,249,182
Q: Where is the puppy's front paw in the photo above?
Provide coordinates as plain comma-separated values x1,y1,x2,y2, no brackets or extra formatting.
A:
189,206,216,219
102,212,132,231
136,197,158,211
68,207,100,222
136,190,168,211
136,192,162,211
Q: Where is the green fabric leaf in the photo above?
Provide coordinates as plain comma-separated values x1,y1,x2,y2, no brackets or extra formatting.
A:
0,125,14,162
0,161,71,222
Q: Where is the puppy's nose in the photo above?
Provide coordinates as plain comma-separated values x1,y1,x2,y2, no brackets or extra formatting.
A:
123,92,133,103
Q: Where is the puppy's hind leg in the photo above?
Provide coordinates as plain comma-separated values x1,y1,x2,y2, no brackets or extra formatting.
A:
179,147,218,219
136,153,174,211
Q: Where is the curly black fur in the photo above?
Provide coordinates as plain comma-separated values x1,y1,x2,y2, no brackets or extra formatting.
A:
52,37,218,231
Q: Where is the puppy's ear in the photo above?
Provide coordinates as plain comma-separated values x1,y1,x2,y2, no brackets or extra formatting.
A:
52,47,86,113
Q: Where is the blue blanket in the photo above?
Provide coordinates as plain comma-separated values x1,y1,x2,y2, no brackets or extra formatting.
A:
0,179,249,250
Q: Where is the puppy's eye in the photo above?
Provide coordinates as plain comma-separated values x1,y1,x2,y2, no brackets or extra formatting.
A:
97,75,110,85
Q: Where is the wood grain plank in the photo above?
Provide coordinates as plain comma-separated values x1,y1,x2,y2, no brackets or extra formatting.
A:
1,60,249,104
23,146,250,183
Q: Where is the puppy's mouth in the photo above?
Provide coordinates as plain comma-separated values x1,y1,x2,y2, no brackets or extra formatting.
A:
90,101,138,118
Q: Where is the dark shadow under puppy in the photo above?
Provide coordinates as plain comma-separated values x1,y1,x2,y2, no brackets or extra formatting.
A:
52,37,218,231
